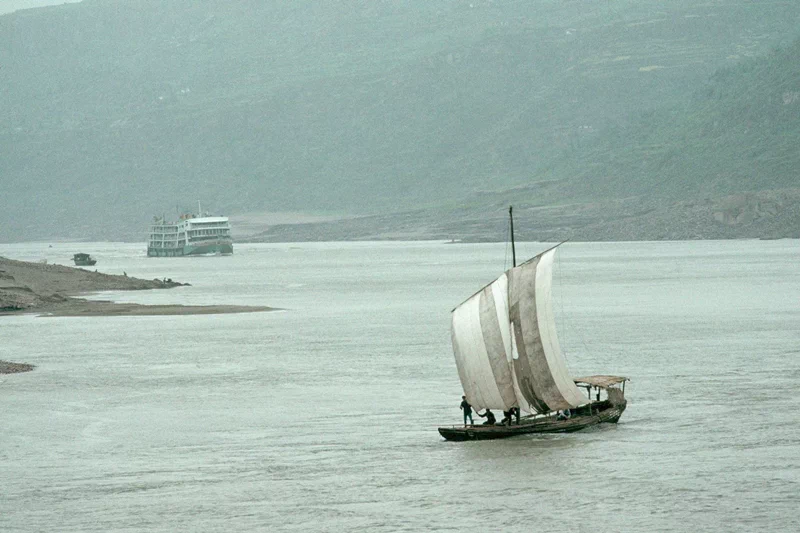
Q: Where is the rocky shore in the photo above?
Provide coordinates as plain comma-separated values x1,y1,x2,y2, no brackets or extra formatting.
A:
0,256,275,317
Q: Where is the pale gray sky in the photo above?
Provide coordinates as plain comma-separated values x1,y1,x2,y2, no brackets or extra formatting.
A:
0,0,82,16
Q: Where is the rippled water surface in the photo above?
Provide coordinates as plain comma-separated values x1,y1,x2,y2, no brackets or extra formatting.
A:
1,240,799,532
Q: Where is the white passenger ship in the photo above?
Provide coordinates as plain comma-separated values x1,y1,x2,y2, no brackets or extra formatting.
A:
148,207,233,257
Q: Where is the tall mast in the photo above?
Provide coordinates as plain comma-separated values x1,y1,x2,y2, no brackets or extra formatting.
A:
509,205,516,268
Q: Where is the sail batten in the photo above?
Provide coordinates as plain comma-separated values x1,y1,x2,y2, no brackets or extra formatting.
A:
451,246,586,414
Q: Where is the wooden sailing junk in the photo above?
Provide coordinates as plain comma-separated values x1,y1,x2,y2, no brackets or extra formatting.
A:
438,207,628,441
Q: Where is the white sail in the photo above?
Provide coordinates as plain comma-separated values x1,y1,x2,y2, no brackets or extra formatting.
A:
451,274,518,411
451,247,586,413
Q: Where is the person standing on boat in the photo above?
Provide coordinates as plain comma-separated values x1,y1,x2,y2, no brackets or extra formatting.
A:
502,407,521,425
477,409,496,425
460,396,474,426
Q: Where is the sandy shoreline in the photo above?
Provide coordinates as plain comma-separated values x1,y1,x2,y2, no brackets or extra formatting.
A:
40,301,276,317
0,256,276,317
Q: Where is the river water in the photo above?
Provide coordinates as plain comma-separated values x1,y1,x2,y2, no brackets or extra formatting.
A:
1,240,798,532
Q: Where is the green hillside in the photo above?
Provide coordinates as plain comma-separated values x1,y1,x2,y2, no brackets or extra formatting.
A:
1,0,798,241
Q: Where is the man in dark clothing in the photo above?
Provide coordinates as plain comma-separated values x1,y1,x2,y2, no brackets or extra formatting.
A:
460,396,474,425
477,409,496,425
501,407,521,425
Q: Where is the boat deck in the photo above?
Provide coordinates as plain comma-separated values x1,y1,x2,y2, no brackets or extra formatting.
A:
438,400,626,441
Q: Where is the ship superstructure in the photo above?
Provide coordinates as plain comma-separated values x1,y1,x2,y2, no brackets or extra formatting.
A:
148,211,233,257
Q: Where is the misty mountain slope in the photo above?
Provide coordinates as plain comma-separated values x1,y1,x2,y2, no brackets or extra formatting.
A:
1,0,799,241
249,40,800,242
543,37,800,202
471,37,800,240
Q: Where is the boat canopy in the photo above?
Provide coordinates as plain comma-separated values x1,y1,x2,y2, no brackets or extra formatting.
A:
574,375,629,389
451,246,588,415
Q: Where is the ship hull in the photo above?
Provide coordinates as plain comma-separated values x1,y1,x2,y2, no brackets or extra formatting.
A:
147,241,233,257
438,400,626,441
183,242,233,256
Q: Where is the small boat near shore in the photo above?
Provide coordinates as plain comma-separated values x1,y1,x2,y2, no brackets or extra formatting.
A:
72,253,97,266
438,207,629,441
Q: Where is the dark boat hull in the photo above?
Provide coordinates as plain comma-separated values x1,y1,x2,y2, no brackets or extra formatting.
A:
438,400,626,441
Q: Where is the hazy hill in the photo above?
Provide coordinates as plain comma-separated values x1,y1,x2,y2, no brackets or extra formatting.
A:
553,38,800,201
0,1,81,16
246,38,800,242
496,37,800,241
1,0,799,241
